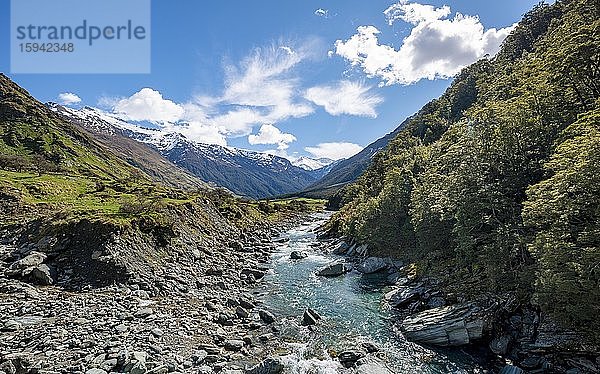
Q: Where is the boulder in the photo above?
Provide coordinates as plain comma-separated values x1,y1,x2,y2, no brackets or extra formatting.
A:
400,303,488,347
241,268,267,280
236,306,250,319
332,242,350,255
317,263,351,277
337,350,365,368
30,264,54,285
356,257,388,274
258,310,276,324
301,308,321,326
11,251,47,270
224,339,244,351
384,286,422,308
246,357,284,374
290,251,308,260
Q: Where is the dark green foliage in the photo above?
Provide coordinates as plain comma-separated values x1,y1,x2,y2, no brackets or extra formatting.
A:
329,0,600,341
523,107,600,340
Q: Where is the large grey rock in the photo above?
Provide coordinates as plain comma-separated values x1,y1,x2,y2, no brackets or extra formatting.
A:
332,241,350,255
356,257,388,274
317,262,351,277
30,264,54,285
384,286,422,308
11,251,47,270
246,357,284,374
224,339,244,351
400,303,488,347
290,251,308,260
258,310,276,324
338,350,365,368
301,308,321,326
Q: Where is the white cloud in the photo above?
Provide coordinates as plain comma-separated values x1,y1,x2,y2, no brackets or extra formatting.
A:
100,40,379,148
305,80,383,118
384,1,450,25
305,142,363,160
314,8,329,18
58,92,81,105
113,88,184,123
248,124,296,150
334,1,516,86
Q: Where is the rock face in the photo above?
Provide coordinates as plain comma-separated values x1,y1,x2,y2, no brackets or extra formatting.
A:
356,257,388,274
400,303,488,347
317,262,351,277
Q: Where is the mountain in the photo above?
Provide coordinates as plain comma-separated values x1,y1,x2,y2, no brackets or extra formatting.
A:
298,119,410,198
51,106,322,199
0,74,140,183
292,156,334,171
328,0,600,363
47,104,207,191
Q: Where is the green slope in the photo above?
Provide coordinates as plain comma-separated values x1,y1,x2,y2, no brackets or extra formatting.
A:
329,0,600,343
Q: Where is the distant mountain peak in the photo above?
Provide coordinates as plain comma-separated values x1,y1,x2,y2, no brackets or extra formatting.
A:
292,156,335,171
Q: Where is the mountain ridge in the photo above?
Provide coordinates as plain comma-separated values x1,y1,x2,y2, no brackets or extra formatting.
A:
50,105,327,199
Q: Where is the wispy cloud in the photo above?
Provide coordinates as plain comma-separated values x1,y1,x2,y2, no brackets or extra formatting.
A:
305,80,383,118
335,1,515,86
100,38,380,149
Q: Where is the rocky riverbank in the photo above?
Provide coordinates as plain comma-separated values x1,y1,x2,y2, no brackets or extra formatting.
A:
0,203,313,374
314,236,600,374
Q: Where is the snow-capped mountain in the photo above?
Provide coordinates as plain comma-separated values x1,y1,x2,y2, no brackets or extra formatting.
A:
292,156,335,171
49,104,325,198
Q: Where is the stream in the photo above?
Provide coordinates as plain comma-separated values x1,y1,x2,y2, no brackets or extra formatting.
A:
253,211,486,373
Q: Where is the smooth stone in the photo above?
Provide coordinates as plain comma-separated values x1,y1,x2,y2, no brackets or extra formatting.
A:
356,257,388,274
317,262,351,277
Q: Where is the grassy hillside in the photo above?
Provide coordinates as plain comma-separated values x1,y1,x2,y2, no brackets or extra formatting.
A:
0,74,323,229
328,0,599,343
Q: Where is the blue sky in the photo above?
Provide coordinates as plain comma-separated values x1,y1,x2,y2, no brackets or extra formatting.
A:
0,0,542,160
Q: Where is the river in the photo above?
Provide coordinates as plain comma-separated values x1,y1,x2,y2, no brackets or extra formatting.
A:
253,211,487,374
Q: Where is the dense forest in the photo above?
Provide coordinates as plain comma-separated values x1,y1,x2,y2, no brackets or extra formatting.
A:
328,0,599,343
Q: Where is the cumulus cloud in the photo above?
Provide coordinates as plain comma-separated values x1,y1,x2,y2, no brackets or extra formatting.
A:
102,39,379,148
305,80,383,118
305,142,363,160
334,1,516,86
248,124,296,150
113,88,184,123
58,92,81,105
